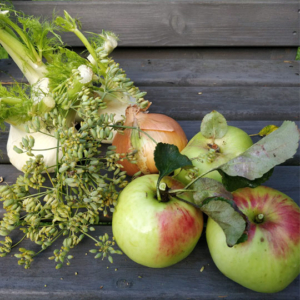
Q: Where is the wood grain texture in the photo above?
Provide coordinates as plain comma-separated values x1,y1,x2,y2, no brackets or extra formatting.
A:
145,86,300,120
12,0,300,47
0,226,298,300
0,162,299,300
109,47,299,60
116,59,300,87
0,124,9,164
1,58,299,87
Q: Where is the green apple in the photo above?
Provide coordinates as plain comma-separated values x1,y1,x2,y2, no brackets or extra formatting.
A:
112,174,204,268
206,186,300,293
175,126,253,185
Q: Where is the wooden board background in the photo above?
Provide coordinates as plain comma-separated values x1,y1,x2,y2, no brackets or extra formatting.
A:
12,0,300,47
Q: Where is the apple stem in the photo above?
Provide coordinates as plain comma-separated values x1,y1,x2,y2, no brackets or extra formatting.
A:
156,188,162,201
159,182,167,191
169,188,196,194
157,182,170,202
255,213,264,223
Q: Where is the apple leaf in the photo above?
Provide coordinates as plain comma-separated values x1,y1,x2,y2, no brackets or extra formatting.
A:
258,125,278,137
190,180,248,246
154,143,193,187
219,121,299,180
219,168,274,192
200,197,249,247
201,111,228,140
193,178,233,204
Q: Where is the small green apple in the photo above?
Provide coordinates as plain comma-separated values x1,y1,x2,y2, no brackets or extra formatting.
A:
206,186,300,293
175,126,253,185
112,174,204,268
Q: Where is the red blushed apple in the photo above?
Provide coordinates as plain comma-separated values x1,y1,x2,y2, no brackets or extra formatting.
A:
112,174,204,268
206,186,300,293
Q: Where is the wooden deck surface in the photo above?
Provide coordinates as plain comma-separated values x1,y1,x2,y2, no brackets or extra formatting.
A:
13,0,300,47
1,1,300,299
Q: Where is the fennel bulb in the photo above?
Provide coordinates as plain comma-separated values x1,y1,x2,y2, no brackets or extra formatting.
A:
7,126,62,173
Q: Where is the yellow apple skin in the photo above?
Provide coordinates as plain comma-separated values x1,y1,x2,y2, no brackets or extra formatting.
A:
206,186,300,293
112,174,203,268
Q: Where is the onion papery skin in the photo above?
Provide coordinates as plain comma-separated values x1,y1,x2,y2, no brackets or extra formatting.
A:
112,106,188,176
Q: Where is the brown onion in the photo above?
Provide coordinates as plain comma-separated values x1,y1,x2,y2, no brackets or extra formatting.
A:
112,105,188,176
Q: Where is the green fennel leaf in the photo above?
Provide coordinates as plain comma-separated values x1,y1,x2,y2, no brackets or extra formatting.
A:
55,10,81,32
0,45,8,59
46,47,87,90
17,13,63,61
88,30,119,50
0,82,33,126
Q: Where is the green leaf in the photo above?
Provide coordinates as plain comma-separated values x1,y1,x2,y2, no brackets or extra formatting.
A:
258,125,278,137
200,197,248,247
219,121,299,180
17,13,63,61
193,178,233,205
296,47,300,61
154,143,192,188
46,48,87,90
200,111,228,140
55,11,81,32
0,46,8,59
219,168,274,192
189,179,248,246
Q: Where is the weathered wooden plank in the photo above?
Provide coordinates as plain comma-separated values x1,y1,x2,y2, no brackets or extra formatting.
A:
1,59,299,87
144,86,300,121
12,0,299,47
0,163,22,186
0,124,9,164
0,164,299,300
0,227,298,300
2,45,298,61
1,121,300,165
10,46,292,60
116,59,300,87
0,226,298,300
109,47,299,61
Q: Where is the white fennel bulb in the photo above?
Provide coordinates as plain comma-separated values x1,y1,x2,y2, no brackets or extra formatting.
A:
7,126,62,173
